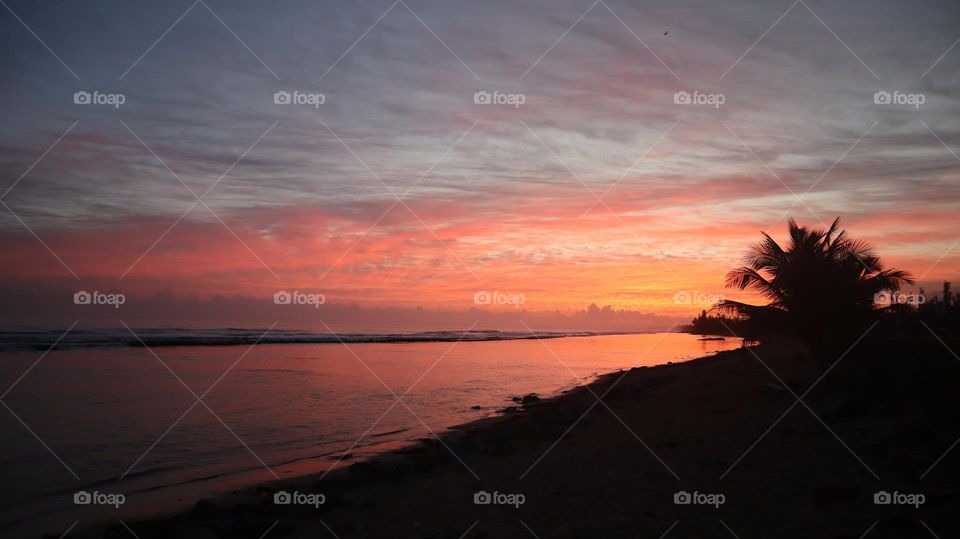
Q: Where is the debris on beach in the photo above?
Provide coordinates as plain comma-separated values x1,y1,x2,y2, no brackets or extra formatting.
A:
511,393,541,405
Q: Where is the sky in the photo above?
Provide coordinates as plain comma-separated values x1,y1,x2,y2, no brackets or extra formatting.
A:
1,0,958,329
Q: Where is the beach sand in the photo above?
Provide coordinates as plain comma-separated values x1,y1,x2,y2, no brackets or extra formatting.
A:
61,337,960,538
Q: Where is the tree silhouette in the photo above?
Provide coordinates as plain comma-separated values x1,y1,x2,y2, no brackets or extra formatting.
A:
716,218,913,352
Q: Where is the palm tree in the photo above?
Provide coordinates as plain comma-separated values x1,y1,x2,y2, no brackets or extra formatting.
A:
716,218,913,350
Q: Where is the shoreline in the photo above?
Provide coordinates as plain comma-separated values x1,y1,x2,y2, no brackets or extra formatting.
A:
38,339,750,538
5,331,726,538
16,334,735,538
39,334,960,538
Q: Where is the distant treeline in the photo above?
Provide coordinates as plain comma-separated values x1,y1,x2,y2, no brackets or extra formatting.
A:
883,281,960,335
681,281,960,338
680,310,745,336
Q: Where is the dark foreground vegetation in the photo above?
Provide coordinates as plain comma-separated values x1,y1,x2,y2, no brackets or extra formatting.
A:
684,218,957,353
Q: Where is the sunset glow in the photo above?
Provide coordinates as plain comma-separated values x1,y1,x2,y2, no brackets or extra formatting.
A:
1,0,957,328
4,2,960,538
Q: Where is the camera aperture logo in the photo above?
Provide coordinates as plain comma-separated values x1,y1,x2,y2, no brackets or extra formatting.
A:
274,290,325,308
73,90,125,108
274,90,326,108
74,290,125,309
74,490,125,508
874,490,924,508
674,490,725,508
673,290,724,305
673,90,725,108
473,290,525,307
273,490,325,508
873,90,925,108
473,90,526,108
473,490,525,508
874,291,924,306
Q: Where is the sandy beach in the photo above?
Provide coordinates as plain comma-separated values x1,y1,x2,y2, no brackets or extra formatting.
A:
56,335,960,539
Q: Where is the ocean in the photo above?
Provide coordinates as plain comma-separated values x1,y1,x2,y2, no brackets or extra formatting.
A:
0,330,742,536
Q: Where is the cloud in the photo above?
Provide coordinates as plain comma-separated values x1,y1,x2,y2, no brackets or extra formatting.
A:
0,0,957,325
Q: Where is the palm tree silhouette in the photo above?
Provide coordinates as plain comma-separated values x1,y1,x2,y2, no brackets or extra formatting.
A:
716,218,913,351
